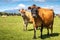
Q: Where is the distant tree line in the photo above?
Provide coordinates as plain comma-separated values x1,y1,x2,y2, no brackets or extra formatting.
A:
56,14,60,17
0,12,60,18
0,12,21,16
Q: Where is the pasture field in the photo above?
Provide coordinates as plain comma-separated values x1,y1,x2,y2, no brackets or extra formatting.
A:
0,16,60,40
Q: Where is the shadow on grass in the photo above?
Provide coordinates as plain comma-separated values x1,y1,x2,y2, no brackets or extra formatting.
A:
38,33,60,39
28,29,34,31
28,29,60,39
28,28,39,31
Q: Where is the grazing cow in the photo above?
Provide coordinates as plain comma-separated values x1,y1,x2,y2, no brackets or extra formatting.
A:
19,9,34,30
28,4,55,39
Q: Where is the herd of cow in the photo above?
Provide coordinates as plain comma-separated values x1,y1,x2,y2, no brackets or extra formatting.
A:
19,4,55,39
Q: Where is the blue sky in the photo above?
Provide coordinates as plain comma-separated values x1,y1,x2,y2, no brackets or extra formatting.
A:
0,0,60,14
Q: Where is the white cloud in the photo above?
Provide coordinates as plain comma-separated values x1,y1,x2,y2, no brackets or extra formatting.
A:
1,4,60,14
49,6,54,9
17,4,26,9
33,0,46,2
1,4,26,11
41,5,54,9
46,5,54,9
0,9,4,12
2,0,20,2
0,8,10,12
14,4,27,10
12,0,19,2
42,5,60,13
8,0,20,2
5,0,31,2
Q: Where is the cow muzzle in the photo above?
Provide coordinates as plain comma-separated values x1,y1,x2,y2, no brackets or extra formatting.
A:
32,13,37,18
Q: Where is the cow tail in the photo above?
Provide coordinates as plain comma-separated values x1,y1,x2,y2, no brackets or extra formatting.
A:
53,12,55,18
52,12,55,25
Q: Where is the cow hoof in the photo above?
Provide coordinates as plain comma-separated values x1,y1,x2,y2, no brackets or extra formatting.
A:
33,36,37,39
40,36,43,39
47,33,49,36
41,37,43,39
41,36,43,39
50,34,53,36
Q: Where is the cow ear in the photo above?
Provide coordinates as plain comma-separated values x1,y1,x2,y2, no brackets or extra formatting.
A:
37,7,40,9
28,7,31,10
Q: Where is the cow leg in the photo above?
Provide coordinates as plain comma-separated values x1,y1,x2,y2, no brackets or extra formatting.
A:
23,23,26,31
33,17,37,39
33,27,36,39
40,24,43,38
23,22,28,31
51,26,53,34
33,20,36,39
26,23,28,30
47,27,49,35
51,22,53,35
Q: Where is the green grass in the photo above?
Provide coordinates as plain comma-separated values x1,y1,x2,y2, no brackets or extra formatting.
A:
0,16,60,40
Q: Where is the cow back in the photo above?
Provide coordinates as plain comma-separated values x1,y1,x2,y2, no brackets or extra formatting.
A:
38,8,54,26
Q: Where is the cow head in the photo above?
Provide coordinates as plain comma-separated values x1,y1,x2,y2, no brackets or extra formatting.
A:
19,9,26,17
28,4,40,18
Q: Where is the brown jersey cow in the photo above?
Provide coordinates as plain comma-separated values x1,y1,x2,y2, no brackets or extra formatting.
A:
28,5,54,39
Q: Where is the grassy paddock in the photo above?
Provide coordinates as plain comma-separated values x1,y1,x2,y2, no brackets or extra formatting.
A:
0,16,60,40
